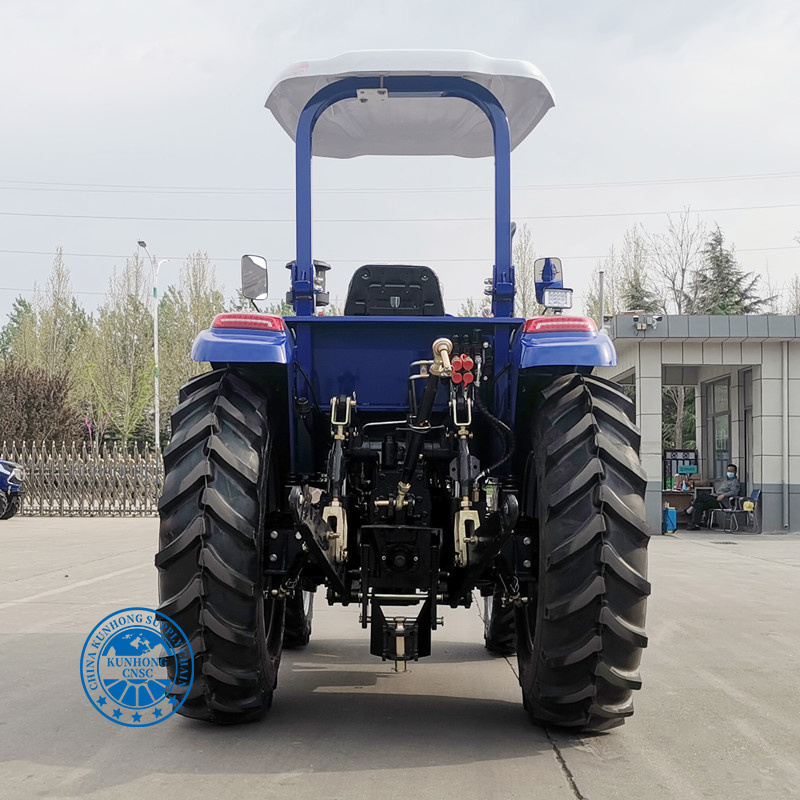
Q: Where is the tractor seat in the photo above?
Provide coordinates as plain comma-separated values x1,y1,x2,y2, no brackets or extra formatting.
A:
344,265,445,316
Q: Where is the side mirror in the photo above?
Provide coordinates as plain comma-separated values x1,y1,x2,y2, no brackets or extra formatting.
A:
534,257,562,283
534,256,564,304
241,255,268,300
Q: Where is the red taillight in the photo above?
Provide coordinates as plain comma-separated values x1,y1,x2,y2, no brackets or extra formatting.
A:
522,316,597,333
212,313,285,331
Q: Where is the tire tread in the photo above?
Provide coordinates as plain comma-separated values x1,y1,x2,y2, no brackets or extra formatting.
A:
516,373,650,732
156,367,283,724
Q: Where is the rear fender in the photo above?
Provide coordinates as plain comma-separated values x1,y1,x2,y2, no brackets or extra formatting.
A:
510,328,617,477
191,327,294,364
513,328,616,370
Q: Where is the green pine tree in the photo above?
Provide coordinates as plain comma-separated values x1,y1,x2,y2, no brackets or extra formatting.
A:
688,227,768,314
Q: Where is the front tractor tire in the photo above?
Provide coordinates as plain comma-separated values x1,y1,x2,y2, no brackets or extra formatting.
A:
484,586,517,656
1,496,20,519
517,373,651,732
156,368,285,724
283,590,314,649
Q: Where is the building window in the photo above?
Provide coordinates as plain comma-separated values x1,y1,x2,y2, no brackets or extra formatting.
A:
707,377,731,480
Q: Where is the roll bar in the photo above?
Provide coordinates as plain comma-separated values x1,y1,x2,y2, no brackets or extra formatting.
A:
291,76,515,317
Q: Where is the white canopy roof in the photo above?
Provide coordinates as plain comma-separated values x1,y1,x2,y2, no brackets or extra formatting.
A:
265,50,555,158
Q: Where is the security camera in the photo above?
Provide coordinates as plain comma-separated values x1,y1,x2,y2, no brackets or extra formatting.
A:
654,315,663,322
632,315,639,323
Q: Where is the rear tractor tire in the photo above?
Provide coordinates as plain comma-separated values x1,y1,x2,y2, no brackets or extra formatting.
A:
516,373,651,732
156,368,285,724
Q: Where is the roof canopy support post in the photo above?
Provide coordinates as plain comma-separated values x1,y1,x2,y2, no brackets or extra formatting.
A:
486,101,513,318
293,76,515,317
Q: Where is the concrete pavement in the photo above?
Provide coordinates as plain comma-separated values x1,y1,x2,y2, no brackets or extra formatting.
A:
0,519,798,799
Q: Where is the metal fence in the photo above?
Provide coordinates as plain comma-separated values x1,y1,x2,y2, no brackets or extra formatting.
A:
0,441,163,516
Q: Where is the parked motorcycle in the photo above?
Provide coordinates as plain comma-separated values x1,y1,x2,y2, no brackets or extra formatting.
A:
0,459,24,519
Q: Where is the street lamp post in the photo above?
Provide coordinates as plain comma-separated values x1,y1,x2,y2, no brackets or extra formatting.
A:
137,241,168,453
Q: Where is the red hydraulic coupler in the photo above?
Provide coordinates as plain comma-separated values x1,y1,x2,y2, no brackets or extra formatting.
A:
450,353,474,386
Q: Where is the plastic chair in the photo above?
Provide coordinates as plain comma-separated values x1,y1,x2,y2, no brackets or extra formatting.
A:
709,489,761,533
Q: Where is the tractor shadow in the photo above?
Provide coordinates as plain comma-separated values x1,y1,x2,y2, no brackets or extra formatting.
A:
173,635,553,773
173,635,555,776
278,636,507,691
3,632,564,795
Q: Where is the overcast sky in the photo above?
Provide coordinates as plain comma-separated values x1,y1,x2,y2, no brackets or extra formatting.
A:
1,0,799,319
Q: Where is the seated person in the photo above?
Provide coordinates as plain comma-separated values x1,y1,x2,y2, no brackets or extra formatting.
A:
686,464,741,529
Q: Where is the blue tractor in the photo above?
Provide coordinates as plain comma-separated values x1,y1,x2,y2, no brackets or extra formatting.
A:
0,459,24,519
157,52,650,731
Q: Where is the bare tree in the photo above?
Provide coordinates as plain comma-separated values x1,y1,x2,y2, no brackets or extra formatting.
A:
785,274,800,315
788,234,800,314
85,253,154,446
662,385,696,450
2,249,89,378
35,249,79,377
322,297,344,316
584,246,623,325
619,226,661,313
644,214,703,452
228,290,292,315
159,252,226,437
646,209,706,314
458,297,491,317
761,266,782,314
645,213,706,452
513,223,543,318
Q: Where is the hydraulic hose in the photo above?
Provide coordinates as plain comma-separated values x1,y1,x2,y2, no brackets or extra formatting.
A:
397,338,452,509
399,371,441,488
473,389,515,482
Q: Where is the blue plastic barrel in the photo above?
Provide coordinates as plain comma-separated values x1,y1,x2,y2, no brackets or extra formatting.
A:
662,508,677,533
